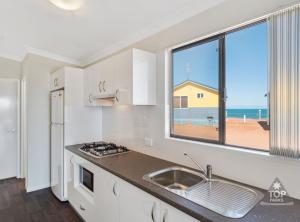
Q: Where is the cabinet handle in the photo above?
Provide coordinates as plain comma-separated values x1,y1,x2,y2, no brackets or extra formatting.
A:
151,203,156,222
54,78,58,87
162,209,168,222
80,205,86,211
102,80,106,92
98,81,102,93
115,89,119,102
89,94,93,104
112,182,117,196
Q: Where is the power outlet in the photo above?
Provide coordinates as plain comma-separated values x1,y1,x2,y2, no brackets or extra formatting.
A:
144,137,153,147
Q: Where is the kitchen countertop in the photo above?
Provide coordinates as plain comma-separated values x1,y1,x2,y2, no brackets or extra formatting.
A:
66,144,300,222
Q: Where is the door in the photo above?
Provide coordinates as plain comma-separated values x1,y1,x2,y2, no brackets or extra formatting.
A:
0,79,18,180
95,169,119,222
119,180,160,222
51,68,65,91
101,57,116,95
160,202,200,222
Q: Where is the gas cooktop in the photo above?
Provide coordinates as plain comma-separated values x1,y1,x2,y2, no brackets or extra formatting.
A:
79,142,129,158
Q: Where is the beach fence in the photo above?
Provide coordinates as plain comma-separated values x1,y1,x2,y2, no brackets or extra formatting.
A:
174,108,218,126
174,108,268,125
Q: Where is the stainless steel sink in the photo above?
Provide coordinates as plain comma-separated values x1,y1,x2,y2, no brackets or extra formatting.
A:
143,167,206,193
143,167,264,219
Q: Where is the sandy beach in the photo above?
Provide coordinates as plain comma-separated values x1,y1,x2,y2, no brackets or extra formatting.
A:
173,118,269,150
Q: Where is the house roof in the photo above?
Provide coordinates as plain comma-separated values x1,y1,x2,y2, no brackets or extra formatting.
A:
174,80,218,92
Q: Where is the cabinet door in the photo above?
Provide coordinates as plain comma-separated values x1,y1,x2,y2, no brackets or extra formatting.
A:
95,168,119,222
100,58,116,95
114,50,132,105
83,66,101,106
160,202,200,222
119,181,160,222
51,68,65,91
83,68,93,106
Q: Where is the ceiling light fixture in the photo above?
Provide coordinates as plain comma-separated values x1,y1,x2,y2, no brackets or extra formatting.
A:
49,0,83,11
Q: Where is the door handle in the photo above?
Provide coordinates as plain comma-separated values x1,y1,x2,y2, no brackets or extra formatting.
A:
7,129,16,133
98,81,102,93
79,205,86,211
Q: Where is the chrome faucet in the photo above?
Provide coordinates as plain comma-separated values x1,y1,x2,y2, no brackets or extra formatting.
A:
184,153,212,180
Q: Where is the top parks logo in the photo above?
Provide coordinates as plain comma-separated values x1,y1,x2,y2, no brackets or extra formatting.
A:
260,178,294,206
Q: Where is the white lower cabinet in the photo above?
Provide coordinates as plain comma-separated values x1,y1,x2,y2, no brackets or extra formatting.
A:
160,202,200,222
66,152,200,222
66,151,98,222
119,180,160,222
94,168,119,222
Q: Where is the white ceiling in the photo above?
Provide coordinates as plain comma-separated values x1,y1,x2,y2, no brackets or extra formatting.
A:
0,0,226,66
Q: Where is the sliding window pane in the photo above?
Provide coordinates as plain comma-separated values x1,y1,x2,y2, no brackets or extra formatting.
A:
171,39,220,141
225,22,269,150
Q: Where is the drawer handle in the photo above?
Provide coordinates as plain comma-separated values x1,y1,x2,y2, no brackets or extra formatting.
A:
80,205,86,211
98,81,102,93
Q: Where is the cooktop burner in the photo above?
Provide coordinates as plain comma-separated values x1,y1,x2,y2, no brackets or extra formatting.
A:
79,142,129,158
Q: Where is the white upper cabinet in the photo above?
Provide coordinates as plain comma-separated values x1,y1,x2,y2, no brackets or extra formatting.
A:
83,48,156,106
51,68,65,91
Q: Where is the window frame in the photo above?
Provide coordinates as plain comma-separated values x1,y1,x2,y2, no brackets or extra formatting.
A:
169,19,269,152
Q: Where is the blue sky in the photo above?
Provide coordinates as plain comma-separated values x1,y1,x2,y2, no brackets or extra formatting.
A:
173,22,268,109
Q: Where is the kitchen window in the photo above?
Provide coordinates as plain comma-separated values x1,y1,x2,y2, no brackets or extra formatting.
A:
170,20,269,151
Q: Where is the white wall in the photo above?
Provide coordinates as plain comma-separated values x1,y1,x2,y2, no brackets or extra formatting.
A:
0,57,21,79
22,54,67,191
101,0,300,200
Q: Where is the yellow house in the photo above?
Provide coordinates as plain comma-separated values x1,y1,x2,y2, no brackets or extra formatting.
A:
173,80,218,108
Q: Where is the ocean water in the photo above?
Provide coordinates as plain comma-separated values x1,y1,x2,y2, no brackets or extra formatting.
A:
226,109,268,119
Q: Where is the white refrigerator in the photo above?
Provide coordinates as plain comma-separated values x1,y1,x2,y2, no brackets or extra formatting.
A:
51,90,65,201
50,67,101,202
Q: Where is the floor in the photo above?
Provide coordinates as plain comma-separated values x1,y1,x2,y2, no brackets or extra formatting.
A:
0,178,82,222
